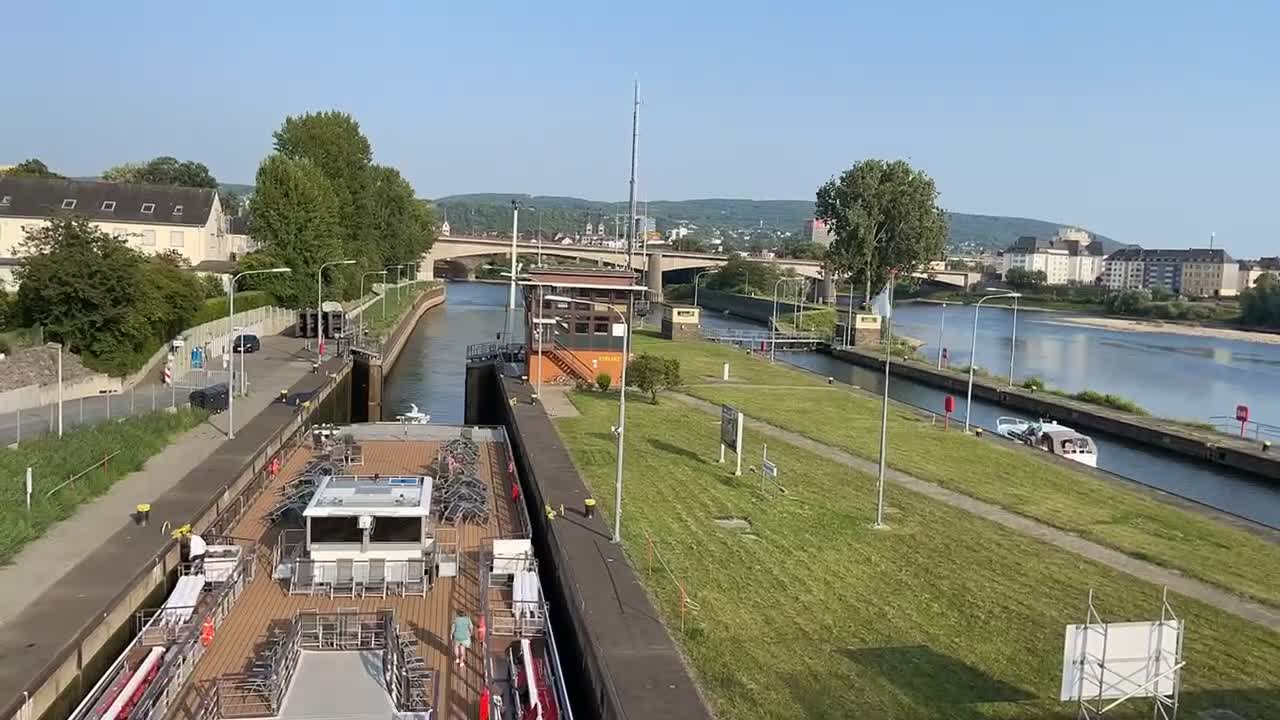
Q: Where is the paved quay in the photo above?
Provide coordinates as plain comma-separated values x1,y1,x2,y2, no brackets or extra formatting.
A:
0,336,345,713
671,391,1280,632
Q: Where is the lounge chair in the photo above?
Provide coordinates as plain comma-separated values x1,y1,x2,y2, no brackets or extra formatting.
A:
402,559,426,597
364,558,387,598
289,560,314,596
331,558,356,598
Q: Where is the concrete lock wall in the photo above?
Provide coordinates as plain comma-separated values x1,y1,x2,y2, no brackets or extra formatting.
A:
695,288,821,325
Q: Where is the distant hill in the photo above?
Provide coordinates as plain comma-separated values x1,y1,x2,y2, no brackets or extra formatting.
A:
432,194,1121,253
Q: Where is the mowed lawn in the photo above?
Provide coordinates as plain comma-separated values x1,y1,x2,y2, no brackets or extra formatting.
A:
631,332,1280,609
556,391,1280,719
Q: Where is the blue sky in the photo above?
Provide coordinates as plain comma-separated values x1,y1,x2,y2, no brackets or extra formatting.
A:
1,1,1275,255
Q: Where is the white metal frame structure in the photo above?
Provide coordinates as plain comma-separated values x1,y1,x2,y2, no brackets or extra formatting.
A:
1061,587,1184,720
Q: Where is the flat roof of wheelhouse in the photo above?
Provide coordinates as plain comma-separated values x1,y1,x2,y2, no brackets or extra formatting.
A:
303,475,433,518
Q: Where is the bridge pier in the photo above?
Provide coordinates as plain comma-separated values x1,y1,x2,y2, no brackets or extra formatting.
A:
647,251,664,303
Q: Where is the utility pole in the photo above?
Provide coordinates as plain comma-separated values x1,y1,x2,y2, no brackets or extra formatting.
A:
626,80,640,274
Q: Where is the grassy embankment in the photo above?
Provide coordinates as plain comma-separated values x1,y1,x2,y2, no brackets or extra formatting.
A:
0,408,207,564
629,331,1280,608
556,390,1280,719
357,281,440,342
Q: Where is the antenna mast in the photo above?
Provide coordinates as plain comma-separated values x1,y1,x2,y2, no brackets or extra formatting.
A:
626,81,640,273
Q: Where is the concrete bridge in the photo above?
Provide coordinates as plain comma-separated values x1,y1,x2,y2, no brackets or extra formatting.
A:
422,235,972,299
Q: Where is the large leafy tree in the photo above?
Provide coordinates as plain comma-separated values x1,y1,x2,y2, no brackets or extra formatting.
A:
5,158,62,178
1240,273,1280,328
368,165,436,267
273,111,376,284
15,218,201,373
816,159,948,305
245,154,342,307
705,253,792,296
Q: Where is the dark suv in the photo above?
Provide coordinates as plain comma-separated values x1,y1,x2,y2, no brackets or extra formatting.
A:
232,334,261,353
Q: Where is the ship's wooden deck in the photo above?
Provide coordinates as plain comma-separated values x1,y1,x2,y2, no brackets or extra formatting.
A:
173,436,519,720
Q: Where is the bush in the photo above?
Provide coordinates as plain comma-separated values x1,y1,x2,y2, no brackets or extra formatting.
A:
1021,376,1045,391
596,372,612,391
627,353,682,404
1070,390,1149,416
192,291,276,326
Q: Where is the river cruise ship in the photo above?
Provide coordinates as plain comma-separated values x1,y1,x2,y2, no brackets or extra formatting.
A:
66,422,572,720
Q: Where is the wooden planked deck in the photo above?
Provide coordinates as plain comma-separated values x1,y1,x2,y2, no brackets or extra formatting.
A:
173,435,519,720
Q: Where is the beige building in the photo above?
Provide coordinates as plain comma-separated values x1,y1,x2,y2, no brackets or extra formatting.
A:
0,176,233,289
1238,257,1279,291
1101,247,1239,297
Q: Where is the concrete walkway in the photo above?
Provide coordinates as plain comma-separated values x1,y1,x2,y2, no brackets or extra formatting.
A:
0,336,315,628
534,384,580,418
671,392,1280,632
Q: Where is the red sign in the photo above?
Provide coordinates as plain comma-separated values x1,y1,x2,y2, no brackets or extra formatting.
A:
1236,405,1249,423
944,396,956,414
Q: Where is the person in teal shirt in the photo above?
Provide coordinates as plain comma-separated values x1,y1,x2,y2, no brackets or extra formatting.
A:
451,611,474,668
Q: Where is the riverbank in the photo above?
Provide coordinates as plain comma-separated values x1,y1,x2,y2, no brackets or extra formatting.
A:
555,387,1280,719
633,331,1280,606
1044,315,1280,345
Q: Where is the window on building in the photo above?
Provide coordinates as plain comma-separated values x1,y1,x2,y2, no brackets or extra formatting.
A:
169,230,184,247
593,321,609,334
141,229,156,246
574,321,590,334
141,203,155,214
101,200,116,212
173,205,183,216
61,199,76,210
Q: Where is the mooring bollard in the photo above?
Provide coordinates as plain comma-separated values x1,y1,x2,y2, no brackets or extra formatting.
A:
974,427,984,438
584,497,597,518
136,503,151,526
1264,441,1272,453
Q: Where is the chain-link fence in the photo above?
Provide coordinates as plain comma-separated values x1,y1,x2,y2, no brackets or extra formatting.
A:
0,385,191,447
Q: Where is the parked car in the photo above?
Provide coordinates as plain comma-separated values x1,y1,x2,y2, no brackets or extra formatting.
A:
232,334,261,353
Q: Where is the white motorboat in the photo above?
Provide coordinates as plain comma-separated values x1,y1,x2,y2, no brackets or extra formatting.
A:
396,403,430,424
995,416,1098,468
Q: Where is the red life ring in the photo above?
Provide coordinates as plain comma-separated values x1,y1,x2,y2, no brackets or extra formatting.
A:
200,617,215,647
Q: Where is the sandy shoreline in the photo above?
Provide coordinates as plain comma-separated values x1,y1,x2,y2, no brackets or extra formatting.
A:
1043,316,1280,345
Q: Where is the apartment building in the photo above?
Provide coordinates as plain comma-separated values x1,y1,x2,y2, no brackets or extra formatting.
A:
1239,257,1279,291
1000,227,1104,285
1101,248,1239,297
801,218,834,247
0,175,231,289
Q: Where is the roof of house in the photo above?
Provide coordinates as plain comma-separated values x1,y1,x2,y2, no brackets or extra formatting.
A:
0,176,216,227
1105,247,1235,263
1005,234,1104,257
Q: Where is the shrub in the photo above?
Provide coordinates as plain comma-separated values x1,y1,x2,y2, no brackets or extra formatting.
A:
1021,376,1045,391
627,353,682,404
595,372,612,392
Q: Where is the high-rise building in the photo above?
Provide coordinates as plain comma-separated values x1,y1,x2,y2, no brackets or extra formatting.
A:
801,218,834,247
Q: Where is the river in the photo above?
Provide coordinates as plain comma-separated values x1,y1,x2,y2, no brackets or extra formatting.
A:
384,281,1280,529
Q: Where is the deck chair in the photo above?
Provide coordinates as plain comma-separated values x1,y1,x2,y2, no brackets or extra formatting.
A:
331,559,356,598
289,560,314,595
401,559,427,597
364,558,387,598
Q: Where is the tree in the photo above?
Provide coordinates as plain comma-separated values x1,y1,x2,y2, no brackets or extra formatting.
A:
1005,267,1047,291
367,165,436,267
706,253,787,295
273,111,376,286
816,159,948,305
245,154,342,307
5,158,62,178
102,156,218,188
627,353,682,404
1240,273,1280,328
15,217,201,373
1105,289,1151,315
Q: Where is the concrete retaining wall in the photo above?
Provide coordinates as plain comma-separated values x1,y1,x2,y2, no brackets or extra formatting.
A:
696,288,820,325
827,346,1280,482
0,306,294,414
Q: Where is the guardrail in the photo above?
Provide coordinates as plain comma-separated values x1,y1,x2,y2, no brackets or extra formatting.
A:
1208,416,1280,442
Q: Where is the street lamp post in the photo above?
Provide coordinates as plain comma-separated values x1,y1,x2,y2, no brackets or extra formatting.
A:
506,200,521,342
316,260,355,363
873,270,896,529
936,302,947,368
693,269,715,308
385,265,403,312
230,267,292,439
964,290,1022,432
545,292,632,544
770,277,801,362
359,270,387,342
1008,295,1019,386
